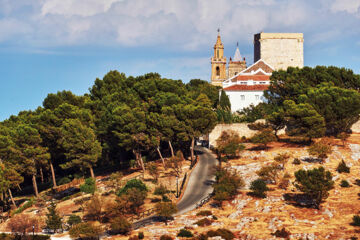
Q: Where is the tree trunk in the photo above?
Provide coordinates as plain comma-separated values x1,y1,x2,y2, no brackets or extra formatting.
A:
8,189,16,208
157,146,166,168
139,153,145,173
168,141,174,158
40,167,44,183
90,166,95,178
190,137,195,163
32,175,39,197
50,161,57,188
17,184,22,191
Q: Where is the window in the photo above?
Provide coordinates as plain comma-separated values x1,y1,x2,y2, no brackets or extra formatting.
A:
241,95,245,101
217,49,219,58
216,66,220,76
255,95,260,100
234,72,238,75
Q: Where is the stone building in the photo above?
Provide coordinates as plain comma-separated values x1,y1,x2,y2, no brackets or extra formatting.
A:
210,31,304,111
254,32,304,70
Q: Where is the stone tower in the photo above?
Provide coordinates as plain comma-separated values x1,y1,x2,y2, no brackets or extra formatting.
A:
211,30,227,86
254,33,304,70
228,43,247,78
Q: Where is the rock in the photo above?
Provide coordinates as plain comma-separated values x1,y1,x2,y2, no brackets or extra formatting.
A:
322,208,333,218
236,217,258,230
262,205,272,213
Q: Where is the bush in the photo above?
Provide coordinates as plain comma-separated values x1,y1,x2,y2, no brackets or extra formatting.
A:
110,216,132,235
292,158,301,165
256,164,281,184
195,218,213,227
80,178,96,194
250,179,269,198
352,215,360,226
154,185,169,196
67,215,81,226
355,179,360,186
272,228,290,238
58,177,71,185
117,179,147,196
340,180,350,188
160,235,173,240
206,228,235,240
337,160,350,173
177,228,193,238
138,232,144,239
213,168,244,204
69,222,102,240
13,198,35,215
196,210,212,216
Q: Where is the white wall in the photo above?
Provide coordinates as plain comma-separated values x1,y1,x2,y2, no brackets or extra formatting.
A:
225,90,265,112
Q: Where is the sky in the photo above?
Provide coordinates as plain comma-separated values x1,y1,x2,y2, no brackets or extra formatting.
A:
1,0,360,121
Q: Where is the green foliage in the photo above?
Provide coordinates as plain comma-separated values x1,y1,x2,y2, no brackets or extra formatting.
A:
216,130,245,160
195,218,213,227
117,179,147,196
125,188,147,213
14,198,36,214
214,168,244,203
256,164,281,184
155,201,178,221
340,180,350,188
294,167,334,208
110,216,132,235
284,100,326,140
80,177,96,194
250,129,276,148
154,185,169,196
147,162,159,182
239,103,273,123
219,90,231,110
138,232,144,239
160,235,173,240
250,179,269,198
292,158,301,165
45,202,62,232
69,222,102,239
196,210,212,216
308,139,333,161
177,228,193,238
206,228,235,240
67,215,81,226
352,215,360,226
337,160,350,173
58,177,71,185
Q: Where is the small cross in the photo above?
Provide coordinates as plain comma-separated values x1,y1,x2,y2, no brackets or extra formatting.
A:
237,42,239,47
217,28,220,33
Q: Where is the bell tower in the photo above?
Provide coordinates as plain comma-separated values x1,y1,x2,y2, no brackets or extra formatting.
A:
211,29,227,87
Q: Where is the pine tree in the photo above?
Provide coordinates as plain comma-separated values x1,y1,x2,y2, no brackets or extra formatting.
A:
219,90,231,110
46,201,63,233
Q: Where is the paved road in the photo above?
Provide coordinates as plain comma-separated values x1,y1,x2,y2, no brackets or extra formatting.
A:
133,146,218,229
176,146,217,215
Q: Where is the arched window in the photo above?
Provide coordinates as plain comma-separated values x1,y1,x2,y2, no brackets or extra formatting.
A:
217,49,219,58
216,66,220,76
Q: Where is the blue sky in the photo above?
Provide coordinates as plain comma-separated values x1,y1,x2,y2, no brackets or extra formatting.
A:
1,0,360,121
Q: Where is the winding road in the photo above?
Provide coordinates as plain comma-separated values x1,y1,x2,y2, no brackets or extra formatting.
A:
176,146,217,215
133,146,218,229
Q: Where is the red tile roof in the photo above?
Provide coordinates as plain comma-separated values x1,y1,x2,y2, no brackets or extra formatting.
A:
231,75,270,82
242,60,274,74
224,85,269,91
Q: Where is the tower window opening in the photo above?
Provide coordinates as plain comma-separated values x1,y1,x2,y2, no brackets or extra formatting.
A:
217,49,219,58
216,66,220,76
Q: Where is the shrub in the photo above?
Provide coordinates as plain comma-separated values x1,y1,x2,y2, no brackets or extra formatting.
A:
272,228,290,238
177,229,193,238
154,185,169,196
250,179,269,198
292,158,301,165
80,178,96,194
250,129,276,148
195,218,213,227
256,164,281,184
117,179,147,196
307,139,332,162
13,198,35,215
85,194,103,220
67,215,81,226
340,180,350,188
352,215,360,226
110,216,132,235
58,177,71,185
196,210,212,216
355,179,360,186
337,160,350,173
155,202,178,225
213,168,244,204
126,188,147,214
69,222,102,240
160,235,173,240
206,228,235,240
147,162,159,182
138,232,144,239
7,214,40,236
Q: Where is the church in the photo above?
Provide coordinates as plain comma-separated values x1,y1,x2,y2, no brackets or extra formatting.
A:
211,31,304,112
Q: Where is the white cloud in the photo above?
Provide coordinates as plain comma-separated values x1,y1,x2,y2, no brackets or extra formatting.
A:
0,0,358,49
331,0,360,14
